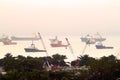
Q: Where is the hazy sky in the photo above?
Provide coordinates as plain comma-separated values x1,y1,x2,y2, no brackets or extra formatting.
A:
0,0,120,36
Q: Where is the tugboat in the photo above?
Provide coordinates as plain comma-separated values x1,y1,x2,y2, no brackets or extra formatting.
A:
49,36,68,48
24,41,46,52
95,42,113,49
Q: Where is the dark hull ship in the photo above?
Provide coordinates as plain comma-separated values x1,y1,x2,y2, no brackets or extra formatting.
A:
95,42,113,49
96,45,113,49
24,48,46,52
24,43,46,52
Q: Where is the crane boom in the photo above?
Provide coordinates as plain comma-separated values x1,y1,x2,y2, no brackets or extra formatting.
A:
65,38,76,59
38,32,51,70
38,32,48,56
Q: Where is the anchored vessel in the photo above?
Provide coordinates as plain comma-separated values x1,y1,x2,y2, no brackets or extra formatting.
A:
0,34,9,42
95,42,113,49
11,36,40,41
2,40,17,45
80,33,106,43
24,43,46,52
49,36,68,48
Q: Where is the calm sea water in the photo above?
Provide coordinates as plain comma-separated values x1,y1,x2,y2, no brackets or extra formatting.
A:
0,35,120,62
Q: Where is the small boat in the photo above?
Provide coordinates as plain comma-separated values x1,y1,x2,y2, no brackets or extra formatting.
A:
24,43,46,52
95,42,113,49
2,40,17,45
49,36,68,48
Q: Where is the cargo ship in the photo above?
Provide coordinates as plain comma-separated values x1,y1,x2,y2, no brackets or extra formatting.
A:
11,36,40,41
80,32,106,43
